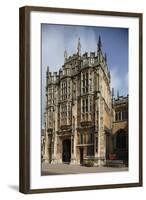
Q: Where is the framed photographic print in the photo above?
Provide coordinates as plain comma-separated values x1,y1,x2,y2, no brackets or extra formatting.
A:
19,6,143,194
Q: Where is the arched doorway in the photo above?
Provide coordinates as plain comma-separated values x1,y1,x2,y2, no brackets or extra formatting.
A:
62,139,71,163
114,129,128,162
116,130,127,149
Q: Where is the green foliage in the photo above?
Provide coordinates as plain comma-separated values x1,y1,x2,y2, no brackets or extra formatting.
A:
83,159,94,167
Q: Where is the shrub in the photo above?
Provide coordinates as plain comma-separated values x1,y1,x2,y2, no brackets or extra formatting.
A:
83,160,94,167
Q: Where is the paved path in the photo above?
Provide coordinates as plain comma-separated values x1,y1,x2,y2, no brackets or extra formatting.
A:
42,163,128,175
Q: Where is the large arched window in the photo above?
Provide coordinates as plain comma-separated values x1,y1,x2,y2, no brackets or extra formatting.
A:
115,130,127,149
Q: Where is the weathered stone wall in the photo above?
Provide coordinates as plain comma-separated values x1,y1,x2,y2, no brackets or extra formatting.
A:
112,121,128,135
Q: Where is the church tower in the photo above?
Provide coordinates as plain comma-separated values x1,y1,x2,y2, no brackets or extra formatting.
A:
77,37,81,56
64,48,68,62
97,35,103,63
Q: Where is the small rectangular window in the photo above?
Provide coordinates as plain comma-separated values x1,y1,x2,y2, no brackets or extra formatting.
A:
80,133,83,144
86,98,88,112
96,137,98,152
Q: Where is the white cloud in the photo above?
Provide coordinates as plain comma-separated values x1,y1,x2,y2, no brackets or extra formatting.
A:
110,67,121,96
110,67,128,97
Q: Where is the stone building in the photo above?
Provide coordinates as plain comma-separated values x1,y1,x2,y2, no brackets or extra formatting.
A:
41,129,45,160
42,37,128,166
111,95,128,163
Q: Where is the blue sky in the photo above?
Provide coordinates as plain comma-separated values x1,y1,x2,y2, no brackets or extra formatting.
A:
41,24,128,126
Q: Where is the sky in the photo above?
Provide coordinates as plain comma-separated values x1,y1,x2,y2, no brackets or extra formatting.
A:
41,24,128,127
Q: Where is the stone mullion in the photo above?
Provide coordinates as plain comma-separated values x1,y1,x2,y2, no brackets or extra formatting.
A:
88,95,90,120
81,98,83,121
67,103,69,125
81,72,83,95
121,111,122,121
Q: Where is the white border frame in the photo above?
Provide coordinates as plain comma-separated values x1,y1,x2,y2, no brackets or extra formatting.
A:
30,11,139,189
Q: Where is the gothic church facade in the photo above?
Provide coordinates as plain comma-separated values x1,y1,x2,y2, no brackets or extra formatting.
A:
42,37,128,166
